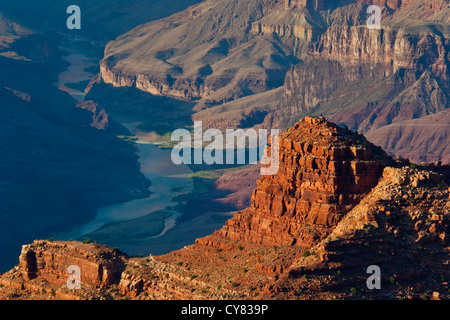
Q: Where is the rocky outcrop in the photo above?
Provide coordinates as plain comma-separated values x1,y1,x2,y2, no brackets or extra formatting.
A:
0,241,128,299
100,60,270,102
76,100,109,130
18,241,125,286
202,116,389,247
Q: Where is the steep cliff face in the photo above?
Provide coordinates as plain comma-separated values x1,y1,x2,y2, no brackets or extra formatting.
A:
250,0,328,41
215,116,388,247
314,26,448,79
1,117,449,300
275,26,449,128
267,0,450,163
98,0,288,103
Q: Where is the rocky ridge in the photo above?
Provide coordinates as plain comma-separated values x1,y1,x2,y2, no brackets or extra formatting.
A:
1,117,448,300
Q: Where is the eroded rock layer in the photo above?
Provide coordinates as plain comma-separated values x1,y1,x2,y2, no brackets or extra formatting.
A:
206,116,389,247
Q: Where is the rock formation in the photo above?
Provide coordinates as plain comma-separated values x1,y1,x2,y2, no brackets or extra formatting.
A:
1,117,448,300
213,116,389,247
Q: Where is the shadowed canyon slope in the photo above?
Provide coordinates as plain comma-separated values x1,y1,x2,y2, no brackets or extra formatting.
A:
0,0,203,41
0,12,151,272
1,117,448,300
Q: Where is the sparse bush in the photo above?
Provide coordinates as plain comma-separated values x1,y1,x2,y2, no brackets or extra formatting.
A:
350,287,357,295
302,250,311,258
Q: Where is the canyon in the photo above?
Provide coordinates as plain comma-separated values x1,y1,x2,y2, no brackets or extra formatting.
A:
1,116,448,300
88,0,450,163
1,0,449,301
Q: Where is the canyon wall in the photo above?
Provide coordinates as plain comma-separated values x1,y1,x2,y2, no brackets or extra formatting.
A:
267,6,450,163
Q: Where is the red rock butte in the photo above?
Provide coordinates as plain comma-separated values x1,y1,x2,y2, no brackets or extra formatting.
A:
198,116,390,248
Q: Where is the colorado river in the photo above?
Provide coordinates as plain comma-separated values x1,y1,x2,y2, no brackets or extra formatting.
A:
54,43,195,253
55,46,98,102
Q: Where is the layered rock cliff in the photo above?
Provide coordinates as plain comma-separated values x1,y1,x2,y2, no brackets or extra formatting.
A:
214,116,389,247
266,0,450,163
250,0,327,41
1,117,448,300
98,0,288,103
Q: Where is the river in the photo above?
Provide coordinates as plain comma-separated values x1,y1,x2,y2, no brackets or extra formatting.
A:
54,44,195,253
55,46,98,102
